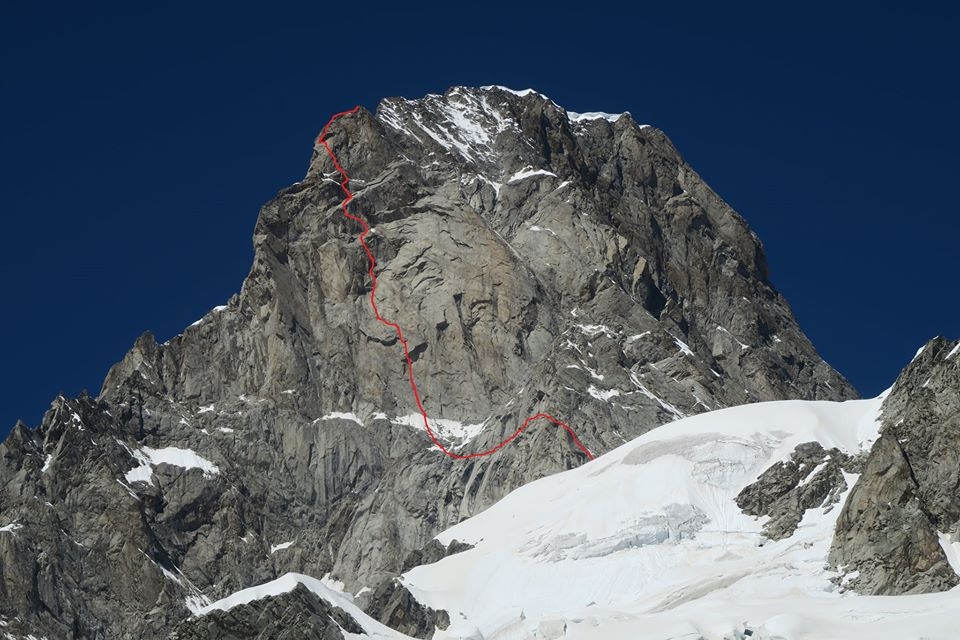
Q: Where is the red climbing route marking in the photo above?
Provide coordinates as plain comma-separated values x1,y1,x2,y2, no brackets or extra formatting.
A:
316,107,594,461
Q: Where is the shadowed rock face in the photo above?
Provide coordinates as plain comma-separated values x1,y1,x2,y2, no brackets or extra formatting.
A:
0,86,855,638
829,337,960,595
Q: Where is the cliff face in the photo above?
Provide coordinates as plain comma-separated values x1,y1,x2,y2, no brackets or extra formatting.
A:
0,86,855,638
829,337,960,595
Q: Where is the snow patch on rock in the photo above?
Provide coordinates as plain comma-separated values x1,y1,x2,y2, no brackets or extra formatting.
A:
568,111,628,123
270,541,294,554
507,167,558,184
318,412,364,426
120,441,219,485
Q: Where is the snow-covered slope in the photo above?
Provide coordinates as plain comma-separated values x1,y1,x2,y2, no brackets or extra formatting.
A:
193,573,408,639
399,396,960,639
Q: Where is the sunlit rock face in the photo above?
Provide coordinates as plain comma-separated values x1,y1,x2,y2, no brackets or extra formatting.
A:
0,86,854,639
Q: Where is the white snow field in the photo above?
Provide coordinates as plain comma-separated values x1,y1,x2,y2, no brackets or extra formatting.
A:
194,396,960,638
400,396,960,640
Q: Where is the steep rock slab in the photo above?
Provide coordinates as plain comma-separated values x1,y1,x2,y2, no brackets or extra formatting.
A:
829,337,960,594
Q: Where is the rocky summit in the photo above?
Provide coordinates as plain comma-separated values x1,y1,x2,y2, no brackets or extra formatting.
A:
0,85,856,639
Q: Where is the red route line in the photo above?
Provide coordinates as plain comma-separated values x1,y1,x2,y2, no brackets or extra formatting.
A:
316,107,594,461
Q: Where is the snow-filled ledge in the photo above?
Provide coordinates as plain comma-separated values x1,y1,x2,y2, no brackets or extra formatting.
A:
567,110,629,123
120,441,220,485
269,541,294,554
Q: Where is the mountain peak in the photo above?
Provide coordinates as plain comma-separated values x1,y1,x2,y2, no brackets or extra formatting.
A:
0,85,857,639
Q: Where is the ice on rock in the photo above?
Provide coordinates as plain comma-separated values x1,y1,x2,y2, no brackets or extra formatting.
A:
567,110,628,123
528,225,557,235
672,336,695,357
319,412,364,426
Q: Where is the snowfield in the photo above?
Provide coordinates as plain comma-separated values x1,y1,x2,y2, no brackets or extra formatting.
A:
399,396,960,640
194,396,960,639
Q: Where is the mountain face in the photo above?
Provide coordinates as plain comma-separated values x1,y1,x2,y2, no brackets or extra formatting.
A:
0,86,855,639
160,344,960,640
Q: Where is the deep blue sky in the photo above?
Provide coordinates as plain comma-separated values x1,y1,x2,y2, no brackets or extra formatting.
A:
2,1,957,435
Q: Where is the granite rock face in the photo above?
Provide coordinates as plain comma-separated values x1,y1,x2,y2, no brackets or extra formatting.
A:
0,86,855,638
736,441,856,540
828,337,960,595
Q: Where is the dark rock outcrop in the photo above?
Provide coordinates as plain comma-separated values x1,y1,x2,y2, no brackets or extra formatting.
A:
398,538,474,574
363,579,449,639
828,337,960,594
736,441,855,540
